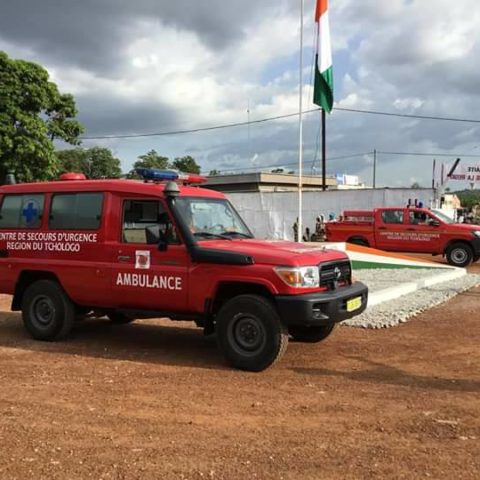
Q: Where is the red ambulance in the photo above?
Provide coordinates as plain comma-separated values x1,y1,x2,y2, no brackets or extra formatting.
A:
0,169,368,371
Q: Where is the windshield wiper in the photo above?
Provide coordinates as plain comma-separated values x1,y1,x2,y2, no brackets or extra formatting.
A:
219,231,253,239
193,231,233,240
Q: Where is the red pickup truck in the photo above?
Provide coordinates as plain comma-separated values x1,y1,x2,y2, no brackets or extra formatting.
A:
325,207,480,267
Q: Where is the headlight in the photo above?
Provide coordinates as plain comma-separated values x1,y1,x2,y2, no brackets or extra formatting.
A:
274,266,319,288
473,231,480,238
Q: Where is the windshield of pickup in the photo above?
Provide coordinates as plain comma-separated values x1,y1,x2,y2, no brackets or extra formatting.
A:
430,209,454,224
176,197,253,239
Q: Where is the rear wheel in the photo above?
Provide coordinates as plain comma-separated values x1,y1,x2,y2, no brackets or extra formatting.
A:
446,242,473,267
21,280,75,341
216,294,288,372
108,312,135,324
289,324,336,343
348,237,369,247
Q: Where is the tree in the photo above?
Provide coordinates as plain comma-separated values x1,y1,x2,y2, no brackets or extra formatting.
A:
0,51,84,183
455,189,480,209
57,147,122,179
128,150,170,178
209,169,220,176
172,155,201,174
56,148,86,174
411,181,421,189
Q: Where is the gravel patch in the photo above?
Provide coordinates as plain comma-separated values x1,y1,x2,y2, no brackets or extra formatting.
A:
345,269,480,329
353,268,454,293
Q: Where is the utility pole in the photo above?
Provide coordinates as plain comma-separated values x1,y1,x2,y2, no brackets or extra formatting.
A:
373,149,377,188
247,99,251,161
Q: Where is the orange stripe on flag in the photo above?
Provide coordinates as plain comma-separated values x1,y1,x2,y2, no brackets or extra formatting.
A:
315,0,328,22
346,244,438,264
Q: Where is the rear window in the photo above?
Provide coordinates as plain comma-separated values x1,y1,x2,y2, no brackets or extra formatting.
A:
49,193,103,230
381,210,404,224
0,194,45,228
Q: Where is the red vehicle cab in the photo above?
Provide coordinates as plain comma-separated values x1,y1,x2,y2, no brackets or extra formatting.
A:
326,207,480,267
0,169,368,371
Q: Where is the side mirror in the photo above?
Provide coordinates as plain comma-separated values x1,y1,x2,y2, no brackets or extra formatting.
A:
429,220,440,227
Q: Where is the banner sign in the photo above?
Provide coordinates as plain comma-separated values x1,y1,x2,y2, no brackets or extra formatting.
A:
448,164,480,182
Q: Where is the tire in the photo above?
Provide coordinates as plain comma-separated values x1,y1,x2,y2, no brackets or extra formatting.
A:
473,255,480,263
348,237,369,247
446,242,473,267
107,312,135,324
21,280,75,341
216,294,288,372
289,324,336,343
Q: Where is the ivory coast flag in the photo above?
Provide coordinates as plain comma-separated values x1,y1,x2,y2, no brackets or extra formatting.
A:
313,0,333,112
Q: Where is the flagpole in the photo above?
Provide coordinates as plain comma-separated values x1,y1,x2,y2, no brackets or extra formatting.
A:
321,108,326,190
298,0,304,243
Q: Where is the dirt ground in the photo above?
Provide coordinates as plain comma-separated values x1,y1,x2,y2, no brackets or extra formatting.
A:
0,257,479,479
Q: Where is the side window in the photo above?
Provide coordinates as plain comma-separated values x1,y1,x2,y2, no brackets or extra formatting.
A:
49,193,103,230
122,200,179,245
381,210,404,224
408,211,427,225
0,194,45,228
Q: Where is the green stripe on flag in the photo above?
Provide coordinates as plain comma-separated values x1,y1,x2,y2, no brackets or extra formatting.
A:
352,260,443,270
313,57,333,113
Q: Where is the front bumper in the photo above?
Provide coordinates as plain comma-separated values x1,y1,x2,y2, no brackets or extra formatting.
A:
275,282,368,327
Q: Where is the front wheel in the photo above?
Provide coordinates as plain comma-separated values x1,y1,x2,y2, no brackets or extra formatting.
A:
289,324,336,343
21,280,75,341
216,295,288,372
446,243,473,267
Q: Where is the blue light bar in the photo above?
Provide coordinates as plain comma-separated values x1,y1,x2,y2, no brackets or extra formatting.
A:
135,168,207,184
136,168,178,181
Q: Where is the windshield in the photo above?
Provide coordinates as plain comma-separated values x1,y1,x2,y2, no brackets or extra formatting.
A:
175,197,253,239
430,209,454,224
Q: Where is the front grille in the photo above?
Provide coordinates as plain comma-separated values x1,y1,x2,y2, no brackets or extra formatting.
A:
319,260,351,289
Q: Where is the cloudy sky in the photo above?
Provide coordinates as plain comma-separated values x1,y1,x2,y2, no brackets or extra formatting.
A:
1,0,480,187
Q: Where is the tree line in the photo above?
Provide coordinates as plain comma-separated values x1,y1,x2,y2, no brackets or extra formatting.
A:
0,51,201,183
56,148,201,179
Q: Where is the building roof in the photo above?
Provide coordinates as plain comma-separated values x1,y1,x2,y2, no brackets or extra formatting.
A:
205,172,337,193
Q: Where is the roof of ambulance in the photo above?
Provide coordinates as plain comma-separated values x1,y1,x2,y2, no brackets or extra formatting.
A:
0,179,225,199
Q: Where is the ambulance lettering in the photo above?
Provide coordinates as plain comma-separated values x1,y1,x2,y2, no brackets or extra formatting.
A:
0,231,97,252
116,273,182,290
379,231,440,242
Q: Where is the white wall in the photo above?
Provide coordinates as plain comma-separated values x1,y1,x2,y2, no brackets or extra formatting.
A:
228,188,434,240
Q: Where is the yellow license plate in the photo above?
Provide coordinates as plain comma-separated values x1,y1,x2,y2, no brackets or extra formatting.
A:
346,296,362,312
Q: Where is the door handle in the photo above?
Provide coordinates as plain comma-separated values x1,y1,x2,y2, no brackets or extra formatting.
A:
378,227,386,230
407,228,415,231
117,255,131,262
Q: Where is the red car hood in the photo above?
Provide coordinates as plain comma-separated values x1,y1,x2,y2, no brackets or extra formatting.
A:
445,223,480,233
197,239,349,266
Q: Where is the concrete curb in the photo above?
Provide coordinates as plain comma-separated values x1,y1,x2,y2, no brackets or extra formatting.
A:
367,267,467,307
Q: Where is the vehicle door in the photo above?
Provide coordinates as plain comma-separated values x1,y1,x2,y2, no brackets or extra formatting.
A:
374,208,409,251
404,209,442,252
111,196,189,312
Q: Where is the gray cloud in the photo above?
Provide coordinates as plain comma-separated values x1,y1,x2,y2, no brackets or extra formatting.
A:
2,0,480,188
76,92,180,137
0,0,290,72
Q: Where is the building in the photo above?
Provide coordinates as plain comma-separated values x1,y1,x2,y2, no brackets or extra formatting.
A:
439,193,462,210
205,172,337,193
